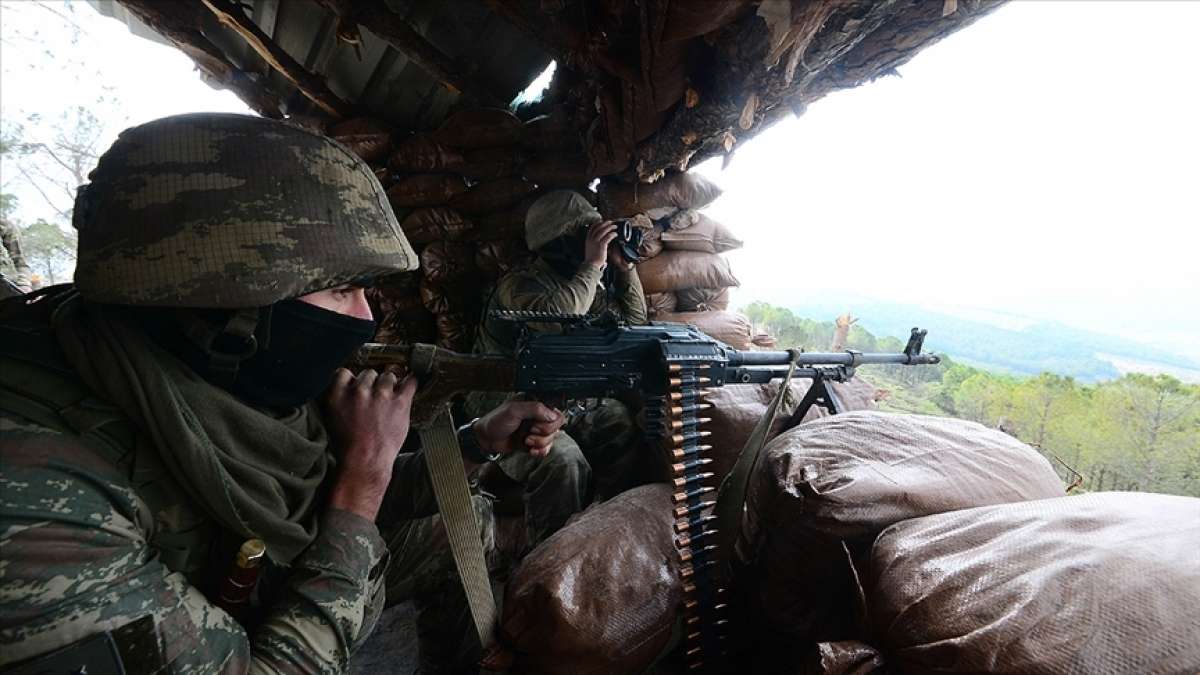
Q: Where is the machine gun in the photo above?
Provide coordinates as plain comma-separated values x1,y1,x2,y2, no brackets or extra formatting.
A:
350,312,939,668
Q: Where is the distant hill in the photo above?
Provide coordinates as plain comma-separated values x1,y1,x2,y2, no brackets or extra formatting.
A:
755,296,1200,383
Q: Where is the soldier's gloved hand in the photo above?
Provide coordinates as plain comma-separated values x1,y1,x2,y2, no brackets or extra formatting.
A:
475,401,565,459
324,368,418,520
584,221,619,270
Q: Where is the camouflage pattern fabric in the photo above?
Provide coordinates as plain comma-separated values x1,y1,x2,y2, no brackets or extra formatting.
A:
523,190,604,251
470,255,647,547
380,492,498,675
494,398,639,546
475,257,648,358
0,298,388,672
73,113,417,308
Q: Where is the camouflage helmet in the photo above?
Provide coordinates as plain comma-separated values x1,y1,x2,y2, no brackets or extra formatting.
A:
524,190,603,251
73,113,416,308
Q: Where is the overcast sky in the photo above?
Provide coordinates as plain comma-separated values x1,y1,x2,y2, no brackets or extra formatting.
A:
2,0,1197,359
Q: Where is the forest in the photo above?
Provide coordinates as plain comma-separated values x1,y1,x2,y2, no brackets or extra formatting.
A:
743,301,1200,498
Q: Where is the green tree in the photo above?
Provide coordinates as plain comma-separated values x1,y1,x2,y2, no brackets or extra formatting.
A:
19,218,77,284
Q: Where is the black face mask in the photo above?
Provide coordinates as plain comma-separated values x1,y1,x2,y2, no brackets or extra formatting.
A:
132,298,376,412
230,299,376,411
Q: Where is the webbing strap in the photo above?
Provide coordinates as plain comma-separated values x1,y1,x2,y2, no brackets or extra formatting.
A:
714,352,799,561
419,406,497,648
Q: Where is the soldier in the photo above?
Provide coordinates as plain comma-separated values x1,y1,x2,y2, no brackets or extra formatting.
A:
471,190,648,546
0,113,563,674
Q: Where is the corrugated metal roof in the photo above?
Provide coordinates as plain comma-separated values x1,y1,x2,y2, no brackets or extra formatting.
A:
89,0,552,131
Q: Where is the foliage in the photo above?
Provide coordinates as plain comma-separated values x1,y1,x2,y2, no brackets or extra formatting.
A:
20,218,77,283
743,302,1200,497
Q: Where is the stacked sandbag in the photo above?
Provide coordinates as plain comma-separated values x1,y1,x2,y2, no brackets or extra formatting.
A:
739,412,1065,672
863,492,1200,674
497,484,681,675
703,378,878,485
599,173,760,347
371,106,595,352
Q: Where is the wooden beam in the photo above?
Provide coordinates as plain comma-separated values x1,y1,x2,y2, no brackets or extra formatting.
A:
315,0,507,107
200,0,355,118
116,0,284,118
629,0,1006,179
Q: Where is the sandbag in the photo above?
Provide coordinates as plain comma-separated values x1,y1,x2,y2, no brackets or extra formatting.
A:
330,117,392,163
674,287,730,312
637,250,739,295
521,109,581,151
644,292,677,317
460,146,522,181
866,492,1200,674
431,107,523,149
740,412,1065,666
366,273,423,316
400,207,473,245
499,484,681,675
598,172,722,218
388,134,464,173
522,152,593,188
475,240,532,279
801,641,886,675
435,311,475,352
703,379,879,486
387,173,468,208
751,333,778,349
419,277,468,316
655,310,752,350
419,241,475,284
449,177,537,215
373,307,437,346
474,200,532,240
660,213,743,254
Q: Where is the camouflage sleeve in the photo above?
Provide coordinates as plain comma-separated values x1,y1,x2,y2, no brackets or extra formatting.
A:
617,268,648,325
499,265,604,317
0,418,385,674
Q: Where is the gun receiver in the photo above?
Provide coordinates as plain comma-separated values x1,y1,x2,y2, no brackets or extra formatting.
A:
349,315,938,669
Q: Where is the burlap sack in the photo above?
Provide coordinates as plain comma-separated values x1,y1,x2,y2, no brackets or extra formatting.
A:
660,213,743,254
674,287,730,312
522,152,593,188
475,240,532,279
637,250,739,295
449,177,537,215
704,379,878,488
373,306,437,346
740,412,1064,668
866,492,1200,674
431,107,523,149
521,108,581,151
459,146,522,181
499,484,681,675
366,273,423,316
387,173,468,208
598,172,723,218
388,134,464,173
330,116,392,163
419,241,475,284
418,277,468,316
435,311,475,352
400,207,473,245
475,200,533,240
644,292,678,317
656,310,752,350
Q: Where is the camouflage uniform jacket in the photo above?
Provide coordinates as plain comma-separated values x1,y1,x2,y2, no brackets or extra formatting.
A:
476,258,649,357
0,302,393,673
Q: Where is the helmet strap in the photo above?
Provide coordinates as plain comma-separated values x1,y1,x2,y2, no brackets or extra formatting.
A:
176,307,261,388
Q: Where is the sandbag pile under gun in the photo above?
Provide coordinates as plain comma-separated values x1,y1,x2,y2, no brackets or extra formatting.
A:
351,312,939,671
